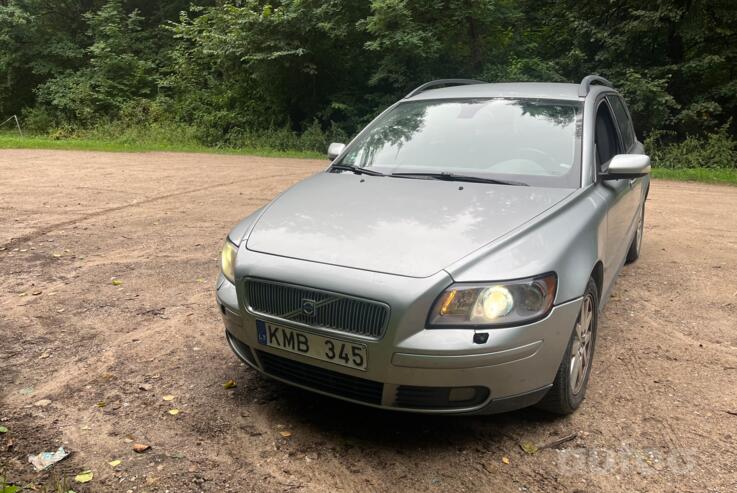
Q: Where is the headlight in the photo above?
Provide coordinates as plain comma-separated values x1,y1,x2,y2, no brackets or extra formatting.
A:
428,273,557,327
220,238,238,284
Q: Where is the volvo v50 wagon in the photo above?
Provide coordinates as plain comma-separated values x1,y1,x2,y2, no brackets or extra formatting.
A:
216,76,650,415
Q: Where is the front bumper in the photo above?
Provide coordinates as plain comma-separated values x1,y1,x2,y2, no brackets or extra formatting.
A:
216,259,582,414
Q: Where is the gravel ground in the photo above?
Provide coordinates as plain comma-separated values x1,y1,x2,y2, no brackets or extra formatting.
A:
1,149,736,492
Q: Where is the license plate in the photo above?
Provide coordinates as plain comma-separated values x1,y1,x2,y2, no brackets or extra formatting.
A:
256,320,367,371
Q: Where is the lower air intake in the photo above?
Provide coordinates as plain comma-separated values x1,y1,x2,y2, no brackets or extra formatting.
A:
257,350,383,405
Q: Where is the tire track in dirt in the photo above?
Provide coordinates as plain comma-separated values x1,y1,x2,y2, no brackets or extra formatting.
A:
614,275,704,453
606,275,737,484
633,301,737,455
0,173,296,250
614,312,687,449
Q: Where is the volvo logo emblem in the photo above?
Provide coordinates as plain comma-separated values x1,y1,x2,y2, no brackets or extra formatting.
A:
301,298,317,317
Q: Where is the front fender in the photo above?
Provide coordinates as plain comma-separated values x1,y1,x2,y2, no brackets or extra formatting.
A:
227,206,266,245
446,186,607,305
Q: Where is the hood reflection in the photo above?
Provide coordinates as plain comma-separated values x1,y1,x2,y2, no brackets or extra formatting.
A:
247,173,572,278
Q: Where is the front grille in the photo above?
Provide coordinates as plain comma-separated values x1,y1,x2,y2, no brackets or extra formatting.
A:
257,350,383,405
245,279,389,339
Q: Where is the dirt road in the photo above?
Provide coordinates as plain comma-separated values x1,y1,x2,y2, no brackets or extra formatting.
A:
1,150,736,492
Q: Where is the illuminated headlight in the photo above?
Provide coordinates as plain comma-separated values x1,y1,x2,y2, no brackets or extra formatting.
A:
220,238,238,284
429,273,557,327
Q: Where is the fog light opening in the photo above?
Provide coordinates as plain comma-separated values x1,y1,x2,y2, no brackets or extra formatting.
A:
473,332,489,344
448,387,477,402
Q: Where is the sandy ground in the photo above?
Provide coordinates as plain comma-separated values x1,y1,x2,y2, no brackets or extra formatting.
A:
1,149,736,493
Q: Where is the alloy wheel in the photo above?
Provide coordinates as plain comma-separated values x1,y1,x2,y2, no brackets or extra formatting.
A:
570,294,594,395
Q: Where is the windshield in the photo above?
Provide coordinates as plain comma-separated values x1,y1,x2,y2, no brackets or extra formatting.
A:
338,98,582,188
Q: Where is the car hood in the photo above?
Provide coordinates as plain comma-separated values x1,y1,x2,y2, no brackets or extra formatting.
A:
246,172,574,278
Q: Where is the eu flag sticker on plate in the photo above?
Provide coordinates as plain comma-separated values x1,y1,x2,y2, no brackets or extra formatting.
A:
256,320,267,345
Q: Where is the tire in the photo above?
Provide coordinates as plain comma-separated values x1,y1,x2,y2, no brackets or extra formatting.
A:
625,203,645,264
537,278,599,415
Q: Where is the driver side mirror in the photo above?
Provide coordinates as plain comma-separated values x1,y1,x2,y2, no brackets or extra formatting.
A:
327,142,346,160
601,154,650,179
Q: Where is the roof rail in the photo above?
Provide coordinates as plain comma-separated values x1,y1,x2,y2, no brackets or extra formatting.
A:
578,75,613,97
405,79,486,99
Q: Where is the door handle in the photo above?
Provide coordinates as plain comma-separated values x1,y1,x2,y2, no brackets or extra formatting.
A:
628,178,637,187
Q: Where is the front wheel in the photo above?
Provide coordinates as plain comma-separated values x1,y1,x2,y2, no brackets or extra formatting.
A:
538,278,598,415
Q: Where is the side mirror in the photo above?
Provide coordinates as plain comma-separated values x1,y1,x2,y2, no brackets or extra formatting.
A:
602,154,650,179
327,142,346,160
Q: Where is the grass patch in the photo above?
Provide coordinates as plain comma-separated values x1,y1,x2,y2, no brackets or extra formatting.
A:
0,133,322,159
651,167,737,185
2,132,736,186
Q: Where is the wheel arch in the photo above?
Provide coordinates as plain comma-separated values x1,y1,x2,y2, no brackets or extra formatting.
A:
590,261,604,302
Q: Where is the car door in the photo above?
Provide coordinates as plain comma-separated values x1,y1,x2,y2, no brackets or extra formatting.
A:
607,94,644,236
594,97,632,290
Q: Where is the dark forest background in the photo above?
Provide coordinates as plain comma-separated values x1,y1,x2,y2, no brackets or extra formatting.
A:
1,0,735,166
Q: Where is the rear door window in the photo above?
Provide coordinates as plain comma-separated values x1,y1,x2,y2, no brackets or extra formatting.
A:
607,95,635,151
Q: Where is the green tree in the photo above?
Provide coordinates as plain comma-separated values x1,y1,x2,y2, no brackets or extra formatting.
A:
362,0,518,90
0,0,734,151
529,0,737,139
163,0,374,139
36,0,155,123
0,0,93,116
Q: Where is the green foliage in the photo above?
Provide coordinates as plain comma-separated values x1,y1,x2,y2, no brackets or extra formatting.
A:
614,71,679,139
650,167,737,185
362,0,519,90
37,0,155,124
0,475,21,493
0,0,735,160
532,0,737,141
22,106,59,133
0,0,88,116
162,0,373,139
646,123,737,169
0,130,322,158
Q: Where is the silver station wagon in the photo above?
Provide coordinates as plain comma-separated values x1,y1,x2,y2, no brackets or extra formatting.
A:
216,76,650,415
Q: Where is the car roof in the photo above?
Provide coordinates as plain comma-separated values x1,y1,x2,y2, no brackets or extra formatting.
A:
405,82,614,102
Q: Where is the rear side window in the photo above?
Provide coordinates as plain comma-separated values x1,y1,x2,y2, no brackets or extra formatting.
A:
607,95,635,150
595,102,622,170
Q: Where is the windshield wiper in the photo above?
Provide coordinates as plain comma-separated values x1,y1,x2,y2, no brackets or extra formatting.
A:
330,164,385,176
390,171,528,186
